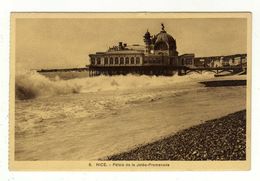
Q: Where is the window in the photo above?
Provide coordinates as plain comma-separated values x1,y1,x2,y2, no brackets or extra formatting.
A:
97,57,101,64
136,57,140,64
143,57,148,64
90,57,95,65
109,57,113,64
104,57,108,64
125,57,129,64
184,58,192,65
120,57,124,64
130,57,135,64
115,57,119,64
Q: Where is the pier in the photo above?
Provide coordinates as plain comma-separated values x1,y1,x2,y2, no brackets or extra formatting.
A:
87,53,247,76
37,67,89,73
87,64,246,77
37,53,247,77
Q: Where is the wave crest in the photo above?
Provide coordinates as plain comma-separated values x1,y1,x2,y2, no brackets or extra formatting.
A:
15,71,81,100
15,71,215,100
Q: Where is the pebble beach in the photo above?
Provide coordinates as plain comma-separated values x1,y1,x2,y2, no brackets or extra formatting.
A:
107,110,246,161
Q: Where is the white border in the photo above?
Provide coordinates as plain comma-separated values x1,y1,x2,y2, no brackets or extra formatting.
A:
1,0,260,180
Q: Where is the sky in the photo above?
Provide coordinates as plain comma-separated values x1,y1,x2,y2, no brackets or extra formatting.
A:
15,18,247,70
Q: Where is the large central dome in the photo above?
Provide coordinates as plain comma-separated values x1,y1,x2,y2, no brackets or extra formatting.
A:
153,24,177,51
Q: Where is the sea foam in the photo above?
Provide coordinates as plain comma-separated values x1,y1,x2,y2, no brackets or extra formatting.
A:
15,70,215,100
15,71,81,100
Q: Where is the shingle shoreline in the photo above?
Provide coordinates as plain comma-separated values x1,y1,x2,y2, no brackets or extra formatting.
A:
107,110,246,161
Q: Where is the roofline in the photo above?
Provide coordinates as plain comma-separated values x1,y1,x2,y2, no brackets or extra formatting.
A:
89,52,144,56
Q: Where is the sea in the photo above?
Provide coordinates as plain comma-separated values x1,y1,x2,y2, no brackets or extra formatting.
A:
14,71,246,160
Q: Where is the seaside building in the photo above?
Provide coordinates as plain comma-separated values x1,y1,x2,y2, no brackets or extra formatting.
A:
88,24,247,76
88,24,186,76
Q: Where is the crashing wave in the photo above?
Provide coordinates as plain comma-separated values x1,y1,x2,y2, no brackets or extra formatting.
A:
15,70,215,100
15,71,81,100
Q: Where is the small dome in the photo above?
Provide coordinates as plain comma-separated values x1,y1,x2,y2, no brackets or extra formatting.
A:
143,30,152,45
144,30,151,37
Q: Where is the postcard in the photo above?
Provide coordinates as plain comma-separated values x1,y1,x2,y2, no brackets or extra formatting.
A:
9,12,251,170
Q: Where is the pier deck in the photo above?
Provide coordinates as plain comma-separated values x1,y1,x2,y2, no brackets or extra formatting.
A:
36,64,246,77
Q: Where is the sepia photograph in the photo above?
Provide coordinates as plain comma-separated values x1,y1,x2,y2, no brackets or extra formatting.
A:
9,13,251,170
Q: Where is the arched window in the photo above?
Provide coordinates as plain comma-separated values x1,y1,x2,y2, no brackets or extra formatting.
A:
109,57,113,64
104,57,108,64
125,57,129,64
115,57,119,64
130,57,135,64
97,57,101,64
91,57,95,65
136,57,140,64
120,57,124,64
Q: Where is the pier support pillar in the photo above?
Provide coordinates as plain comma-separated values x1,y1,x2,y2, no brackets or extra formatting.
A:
178,68,182,76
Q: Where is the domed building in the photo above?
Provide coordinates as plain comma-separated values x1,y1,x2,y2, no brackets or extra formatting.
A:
38,24,247,76
148,23,178,56
89,24,193,76
142,23,179,66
